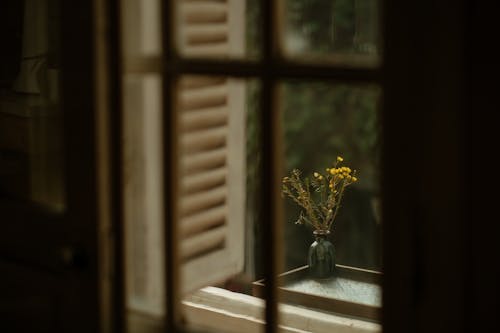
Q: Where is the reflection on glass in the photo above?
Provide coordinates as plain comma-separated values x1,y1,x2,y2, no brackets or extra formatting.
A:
179,76,263,333
176,0,261,59
283,0,380,66
0,0,64,210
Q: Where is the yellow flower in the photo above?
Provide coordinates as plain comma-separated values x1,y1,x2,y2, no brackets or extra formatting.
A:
326,168,330,172
337,156,344,162
338,175,344,179
329,169,336,175
352,177,358,182
313,172,319,178
318,175,323,180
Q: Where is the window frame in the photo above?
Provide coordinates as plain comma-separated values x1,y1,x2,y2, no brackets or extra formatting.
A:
158,2,382,333
111,1,487,332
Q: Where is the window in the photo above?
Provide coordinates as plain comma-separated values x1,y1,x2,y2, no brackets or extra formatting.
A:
121,1,382,332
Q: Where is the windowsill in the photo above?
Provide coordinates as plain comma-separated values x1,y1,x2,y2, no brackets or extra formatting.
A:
183,287,381,333
252,265,381,321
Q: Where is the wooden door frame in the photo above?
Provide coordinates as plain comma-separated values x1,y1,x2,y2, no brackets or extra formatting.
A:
0,0,124,332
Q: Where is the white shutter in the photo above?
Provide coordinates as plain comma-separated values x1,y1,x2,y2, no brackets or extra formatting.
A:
123,0,246,318
178,0,246,58
176,0,247,294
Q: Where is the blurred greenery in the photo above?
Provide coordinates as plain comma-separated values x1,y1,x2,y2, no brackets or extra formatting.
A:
286,0,379,55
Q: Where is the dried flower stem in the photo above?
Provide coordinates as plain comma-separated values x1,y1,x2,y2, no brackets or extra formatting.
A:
282,156,358,232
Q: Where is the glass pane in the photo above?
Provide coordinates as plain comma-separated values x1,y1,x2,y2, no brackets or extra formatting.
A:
0,0,64,211
178,76,263,333
279,81,382,326
123,74,165,318
176,0,262,60
282,0,380,67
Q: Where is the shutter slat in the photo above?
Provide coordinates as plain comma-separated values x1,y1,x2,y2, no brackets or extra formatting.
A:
180,205,227,237
180,76,226,89
185,24,228,45
181,167,227,194
180,106,228,131
181,126,227,153
181,225,227,260
182,147,227,174
179,84,228,110
180,186,226,216
182,3,227,24
182,43,229,58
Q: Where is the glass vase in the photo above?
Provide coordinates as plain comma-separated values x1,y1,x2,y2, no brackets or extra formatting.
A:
308,229,336,279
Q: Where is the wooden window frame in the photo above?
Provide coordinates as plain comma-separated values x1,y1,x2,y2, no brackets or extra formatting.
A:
159,2,381,333
110,1,499,333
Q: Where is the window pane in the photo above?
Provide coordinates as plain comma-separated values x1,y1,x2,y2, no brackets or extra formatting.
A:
278,81,382,325
176,0,261,60
178,76,264,333
281,0,380,67
0,0,65,211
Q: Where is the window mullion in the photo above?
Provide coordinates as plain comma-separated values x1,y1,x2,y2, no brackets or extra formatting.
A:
261,1,280,333
162,0,180,332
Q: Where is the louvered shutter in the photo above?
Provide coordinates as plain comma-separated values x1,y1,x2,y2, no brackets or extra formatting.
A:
178,75,246,294
176,0,246,293
178,0,245,58
123,0,247,317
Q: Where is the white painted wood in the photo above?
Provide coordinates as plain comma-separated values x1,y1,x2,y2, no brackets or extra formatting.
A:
123,0,248,321
181,167,227,194
123,74,165,318
179,84,228,110
183,43,230,58
181,147,227,174
180,205,227,237
179,186,226,215
122,0,161,56
181,2,227,24
181,225,227,259
175,0,247,296
180,126,228,153
183,287,382,333
180,106,228,131
185,24,229,44
180,76,226,89
227,0,246,57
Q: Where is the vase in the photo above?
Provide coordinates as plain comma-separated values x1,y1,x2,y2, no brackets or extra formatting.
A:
308,230,336,279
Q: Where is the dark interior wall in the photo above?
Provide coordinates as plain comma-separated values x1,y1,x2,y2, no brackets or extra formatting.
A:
0,0,24,88
464,1,500,331
383,1,500,332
